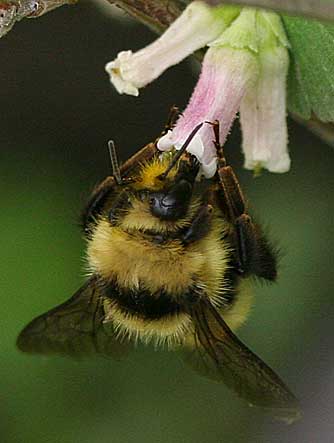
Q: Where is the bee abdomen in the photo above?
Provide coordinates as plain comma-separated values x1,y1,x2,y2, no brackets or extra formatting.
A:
101,280,202,320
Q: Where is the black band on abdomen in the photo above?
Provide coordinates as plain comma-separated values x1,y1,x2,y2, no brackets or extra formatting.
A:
101,280,202,320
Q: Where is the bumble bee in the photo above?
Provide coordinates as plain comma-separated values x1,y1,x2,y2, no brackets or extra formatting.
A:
17,116,300,423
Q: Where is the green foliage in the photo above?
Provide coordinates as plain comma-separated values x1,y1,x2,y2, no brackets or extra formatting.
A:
283,15,334,122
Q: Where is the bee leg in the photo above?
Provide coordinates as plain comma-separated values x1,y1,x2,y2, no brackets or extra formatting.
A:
217,171,277,280
210,120,277,280
119,142,158,177
181,204,213,245
215,167,277,280
82,141,159,234
214,167,251,275
162,105,180,135
83,107,180,231
235,214,277,280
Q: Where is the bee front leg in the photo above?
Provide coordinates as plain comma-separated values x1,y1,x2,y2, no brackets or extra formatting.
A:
161,105,180,135
210,121,277,281
82,141,159,234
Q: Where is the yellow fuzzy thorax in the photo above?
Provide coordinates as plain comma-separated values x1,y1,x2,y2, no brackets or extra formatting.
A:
87,214,229,297
133,155,177,191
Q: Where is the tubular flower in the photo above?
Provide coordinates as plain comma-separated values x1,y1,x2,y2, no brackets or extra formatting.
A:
105,1,240,96
106,3,291,176
239,12,290,173
158,45,258,177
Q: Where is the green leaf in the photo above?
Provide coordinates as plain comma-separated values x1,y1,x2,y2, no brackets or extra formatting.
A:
213,0,334,22
283,15,334,122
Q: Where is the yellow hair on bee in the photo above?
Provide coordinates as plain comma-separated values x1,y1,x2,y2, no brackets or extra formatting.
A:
120,199,200,234
103,298,193,348
102,281,252,349
222,278,253,331
87,214,230,297
85,153,255,346
133,155,177,191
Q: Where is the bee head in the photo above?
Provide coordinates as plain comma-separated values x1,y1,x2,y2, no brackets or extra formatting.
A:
131,122,204,222
101,124,205,230
146,154,199,221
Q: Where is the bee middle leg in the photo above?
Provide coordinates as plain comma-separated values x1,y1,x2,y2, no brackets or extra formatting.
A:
181,204,213,245
210,120,277,281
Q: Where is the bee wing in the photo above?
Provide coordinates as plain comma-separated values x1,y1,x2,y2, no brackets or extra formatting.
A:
17,276,128,358
185,300,301,423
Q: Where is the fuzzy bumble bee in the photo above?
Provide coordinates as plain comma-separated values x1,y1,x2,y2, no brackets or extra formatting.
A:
17,118,300,422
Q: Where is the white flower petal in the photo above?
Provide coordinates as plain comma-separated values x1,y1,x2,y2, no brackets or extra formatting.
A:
156,130,174,151
178,133,205,159
240,44,290,173
266,152,291,173
105,51,139,96
105,2,237,95
201,156,218,178
178,134,217,178
158,130,218,178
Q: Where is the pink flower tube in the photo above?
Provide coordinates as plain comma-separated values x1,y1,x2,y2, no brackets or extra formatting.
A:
106,4,291,176
158,46,258,177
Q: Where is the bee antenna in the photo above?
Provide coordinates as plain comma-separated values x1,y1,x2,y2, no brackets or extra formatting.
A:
159,122,203,180
108,140,122,185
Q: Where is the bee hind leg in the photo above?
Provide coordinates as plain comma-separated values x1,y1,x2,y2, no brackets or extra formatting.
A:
209,120,277,281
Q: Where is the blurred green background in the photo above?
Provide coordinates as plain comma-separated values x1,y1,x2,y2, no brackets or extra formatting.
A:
1,2,334,442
